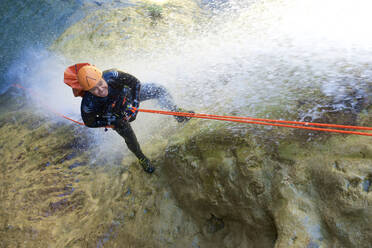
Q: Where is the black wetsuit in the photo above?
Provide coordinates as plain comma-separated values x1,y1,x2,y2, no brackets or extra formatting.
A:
81,69,178,160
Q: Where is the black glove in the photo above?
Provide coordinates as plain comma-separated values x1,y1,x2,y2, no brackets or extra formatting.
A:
105,112,125,127
126,99,139,122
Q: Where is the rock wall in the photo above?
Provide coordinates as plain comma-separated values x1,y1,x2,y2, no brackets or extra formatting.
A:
0,82,371,248
0,89,200,248
157,111,372,248
2,0,372,247
51,0,205,62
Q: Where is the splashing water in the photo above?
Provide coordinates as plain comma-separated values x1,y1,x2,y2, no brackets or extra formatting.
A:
5,0,372,160
132,0,372,117
80,0,371,121
1,1,372,246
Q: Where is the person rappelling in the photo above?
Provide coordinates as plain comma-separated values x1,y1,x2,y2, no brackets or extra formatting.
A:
64,63,194,174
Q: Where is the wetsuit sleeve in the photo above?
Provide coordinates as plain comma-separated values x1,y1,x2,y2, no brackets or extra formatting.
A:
81,111,109,128
112,71,141,103
81,95,109,128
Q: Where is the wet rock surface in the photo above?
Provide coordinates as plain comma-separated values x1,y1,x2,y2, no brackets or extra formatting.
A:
0,90,200,248
157,113,372,248
1,0,372,247
1,86,371,247
51,0,205,62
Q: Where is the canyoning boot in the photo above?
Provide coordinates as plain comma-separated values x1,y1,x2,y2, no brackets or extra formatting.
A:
139,157,155,174
174,108,195,123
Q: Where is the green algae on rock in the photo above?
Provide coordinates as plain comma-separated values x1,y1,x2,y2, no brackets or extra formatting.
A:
0,88,201,248
1,85,371,247
51,0,205,62
157,110,372,248
2,0,372,246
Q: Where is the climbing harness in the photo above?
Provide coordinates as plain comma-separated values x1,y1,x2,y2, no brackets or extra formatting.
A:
10,84,372,137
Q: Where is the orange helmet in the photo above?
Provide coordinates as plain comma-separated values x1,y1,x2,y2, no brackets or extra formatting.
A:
77,65,102,90
64,63,102,97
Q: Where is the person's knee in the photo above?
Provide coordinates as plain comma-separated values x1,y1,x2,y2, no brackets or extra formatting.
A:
146,83,167,96
113,120,131,133
155,85,169,98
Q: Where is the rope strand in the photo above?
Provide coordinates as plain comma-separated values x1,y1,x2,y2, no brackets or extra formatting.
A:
138,109,372,130
138,109,372,136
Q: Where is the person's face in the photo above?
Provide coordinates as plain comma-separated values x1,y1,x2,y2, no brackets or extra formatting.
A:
89,78,108,97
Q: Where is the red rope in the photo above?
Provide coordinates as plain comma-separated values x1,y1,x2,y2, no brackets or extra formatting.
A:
138,109,372,131
10,84,372,136
138,109,372,136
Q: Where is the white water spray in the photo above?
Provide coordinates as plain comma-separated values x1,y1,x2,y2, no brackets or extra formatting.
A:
6,0,372,164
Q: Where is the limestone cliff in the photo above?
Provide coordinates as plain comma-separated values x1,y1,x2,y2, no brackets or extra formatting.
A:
0,85,371,248
159,115,372,248
1,0,372,247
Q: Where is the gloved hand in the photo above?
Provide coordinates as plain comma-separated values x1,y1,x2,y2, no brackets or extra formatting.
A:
105,112,125,127
126,99,139,122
